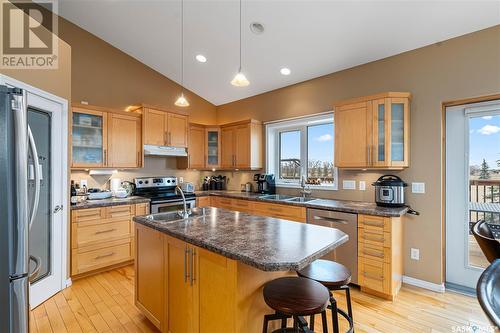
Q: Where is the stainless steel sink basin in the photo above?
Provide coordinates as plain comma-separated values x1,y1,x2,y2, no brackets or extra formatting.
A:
146,207,207,223
258,194,295,201
285,197,318,203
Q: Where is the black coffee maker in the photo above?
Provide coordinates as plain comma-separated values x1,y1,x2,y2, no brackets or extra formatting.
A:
256,174,276,194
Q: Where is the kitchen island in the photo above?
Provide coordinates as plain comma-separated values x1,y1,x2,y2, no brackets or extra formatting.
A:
133,207,348,333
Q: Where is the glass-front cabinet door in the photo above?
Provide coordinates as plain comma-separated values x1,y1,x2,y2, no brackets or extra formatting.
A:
205,128,220,168
71,108,108,168
372,98,409,168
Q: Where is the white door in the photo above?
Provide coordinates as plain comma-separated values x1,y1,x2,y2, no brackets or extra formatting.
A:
446,100,500,289
0,75,69,308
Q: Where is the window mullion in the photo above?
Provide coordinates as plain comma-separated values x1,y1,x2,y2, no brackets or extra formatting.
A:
300,125,307,181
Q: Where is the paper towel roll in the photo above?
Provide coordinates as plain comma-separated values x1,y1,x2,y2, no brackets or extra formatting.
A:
110,178,122,193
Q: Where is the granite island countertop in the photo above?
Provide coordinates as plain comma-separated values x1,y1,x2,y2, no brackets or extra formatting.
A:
133,207,348,271
195,191,408,217
70,196,150,210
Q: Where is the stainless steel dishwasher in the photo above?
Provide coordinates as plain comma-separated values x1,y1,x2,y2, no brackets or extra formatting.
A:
307,209,358,284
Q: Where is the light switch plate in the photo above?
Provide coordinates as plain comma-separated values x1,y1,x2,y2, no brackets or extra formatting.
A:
342,180,356,190
410,248,420,260
359,181,366,191
80,179,88,188
412,182,425,194
179,177,184,183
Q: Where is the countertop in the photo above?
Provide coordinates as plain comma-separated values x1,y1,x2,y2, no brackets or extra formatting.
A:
133,207,348,272
70,196,150,210
195,191,408,217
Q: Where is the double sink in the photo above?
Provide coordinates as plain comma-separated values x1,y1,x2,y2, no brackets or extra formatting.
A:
257,194,318,203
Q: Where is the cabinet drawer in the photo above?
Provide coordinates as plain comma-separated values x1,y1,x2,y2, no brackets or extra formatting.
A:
358,215,390,233
72,241,132,275
105,205,133,218
212,197,234,209
135,203,150,216
359,229,391,248
359,242,390,263
72,208,105,223
72,220,131,249
359,258,385,293
231,199,253,213
252,202,306,222
196,196,211,207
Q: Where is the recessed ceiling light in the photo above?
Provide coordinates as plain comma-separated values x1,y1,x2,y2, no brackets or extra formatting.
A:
280,67,291,75
195,54,207,63
250,22,264,35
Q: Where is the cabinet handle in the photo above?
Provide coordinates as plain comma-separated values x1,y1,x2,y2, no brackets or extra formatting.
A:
191,248,196,286
363,248,384,258
184,246,190,283
137,151,141,166
169,132,172,145
94,252,115,260
165,132,168,145
363,233,385,242
95,228,116,235
362,271,384,280
104,149,107,165
268,207,283,212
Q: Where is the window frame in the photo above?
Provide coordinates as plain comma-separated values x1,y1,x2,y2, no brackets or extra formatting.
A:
266,113,338,190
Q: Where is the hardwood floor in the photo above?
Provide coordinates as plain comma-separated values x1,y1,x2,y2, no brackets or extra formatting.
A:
30,265,493,333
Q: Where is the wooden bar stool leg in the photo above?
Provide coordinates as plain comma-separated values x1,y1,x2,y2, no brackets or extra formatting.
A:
330,296,340,333
310,314,315,331
321,311,328,333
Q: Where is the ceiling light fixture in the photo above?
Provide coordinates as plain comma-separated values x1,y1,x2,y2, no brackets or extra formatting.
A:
231,0,249,87
280,67,291,75
175,0,189,107
195,54,207,63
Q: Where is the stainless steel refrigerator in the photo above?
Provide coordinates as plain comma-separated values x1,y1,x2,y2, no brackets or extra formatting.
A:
1,85,41,333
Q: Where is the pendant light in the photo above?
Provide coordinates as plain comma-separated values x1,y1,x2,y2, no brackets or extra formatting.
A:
231,0,249,87
175,0,190,107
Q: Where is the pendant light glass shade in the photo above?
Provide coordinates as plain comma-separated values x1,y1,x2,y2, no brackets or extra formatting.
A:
231,71,249,87
176,0,189,107
175,93,190,107
231,0,249,87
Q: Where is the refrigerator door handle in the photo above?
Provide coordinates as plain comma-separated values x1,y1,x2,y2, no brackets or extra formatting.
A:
28,255,41,283
28,125,41,231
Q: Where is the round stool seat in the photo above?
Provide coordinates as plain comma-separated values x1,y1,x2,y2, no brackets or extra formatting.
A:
297,259,351,287
263,277,329,316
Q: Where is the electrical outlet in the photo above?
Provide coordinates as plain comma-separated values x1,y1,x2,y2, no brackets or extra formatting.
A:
80,179,88,188
179,177,184,183
410,248,420,260
359,181,366,191
342,180,356,190
412,182,425,194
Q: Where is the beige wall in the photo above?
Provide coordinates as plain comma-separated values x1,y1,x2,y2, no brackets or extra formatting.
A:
217,25,500,285
57,18,216,125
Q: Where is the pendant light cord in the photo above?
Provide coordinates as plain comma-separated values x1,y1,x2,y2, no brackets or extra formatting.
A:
181,0,184,94
239,0,242,72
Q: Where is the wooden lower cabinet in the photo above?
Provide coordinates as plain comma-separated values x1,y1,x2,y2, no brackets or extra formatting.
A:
195,196,211,207
134,224,290,333
71,203,149,278
209,196,306,222
357,214,403,300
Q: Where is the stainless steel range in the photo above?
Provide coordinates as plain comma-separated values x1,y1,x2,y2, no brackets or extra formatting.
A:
134,176,196,214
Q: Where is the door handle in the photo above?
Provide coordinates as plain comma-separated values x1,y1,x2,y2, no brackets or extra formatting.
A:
53,205,63,214
28,255,41,283
184,246,190,283
190,248,196,286
313,215,348,224
28,126,41,231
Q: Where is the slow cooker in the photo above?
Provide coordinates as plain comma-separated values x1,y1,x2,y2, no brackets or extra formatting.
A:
372,175,407,207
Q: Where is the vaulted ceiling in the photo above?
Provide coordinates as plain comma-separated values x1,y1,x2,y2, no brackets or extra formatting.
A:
57,0,500,105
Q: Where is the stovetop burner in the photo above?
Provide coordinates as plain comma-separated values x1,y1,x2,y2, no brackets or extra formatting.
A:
133,176,195,203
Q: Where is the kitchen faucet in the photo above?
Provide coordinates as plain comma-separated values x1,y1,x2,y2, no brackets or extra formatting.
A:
300,176,312,198
175,185,190,219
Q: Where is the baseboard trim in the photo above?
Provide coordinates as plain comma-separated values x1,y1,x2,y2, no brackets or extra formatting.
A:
402,275,445,292
64,278,72,289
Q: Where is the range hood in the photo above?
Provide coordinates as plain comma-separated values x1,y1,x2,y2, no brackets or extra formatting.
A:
143,144,188,157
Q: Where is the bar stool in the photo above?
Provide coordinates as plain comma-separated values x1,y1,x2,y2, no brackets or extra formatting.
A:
297,260,354,333
262,277,330,333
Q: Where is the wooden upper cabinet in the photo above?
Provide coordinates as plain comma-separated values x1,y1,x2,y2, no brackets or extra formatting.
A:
220,120,262,170
167,114,188,147
205,127,221,169
220,126,235,169
188,124,206,169
334,92,410,169
108,113,142,168
71,105,142,169
143,108,166,146
143,107,188,148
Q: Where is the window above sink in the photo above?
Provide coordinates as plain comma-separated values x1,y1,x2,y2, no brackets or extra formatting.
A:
266,113,338,190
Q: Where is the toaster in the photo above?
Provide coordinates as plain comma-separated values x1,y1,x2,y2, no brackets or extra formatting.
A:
180,182,195,193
